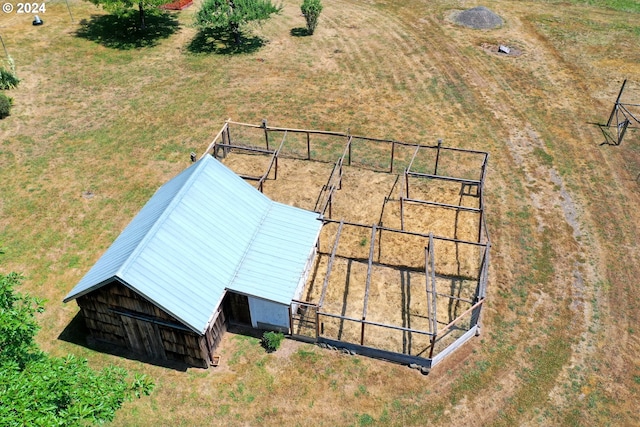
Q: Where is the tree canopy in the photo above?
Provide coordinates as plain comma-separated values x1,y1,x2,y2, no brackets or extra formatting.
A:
0,258,154,426
86,0,169,29
195,0,282,45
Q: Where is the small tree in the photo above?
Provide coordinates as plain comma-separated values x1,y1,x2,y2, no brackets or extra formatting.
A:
195,0,282,45
85,0,169,29
301,0,322,35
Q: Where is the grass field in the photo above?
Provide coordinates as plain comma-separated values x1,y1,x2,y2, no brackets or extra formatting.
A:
1,0,639,425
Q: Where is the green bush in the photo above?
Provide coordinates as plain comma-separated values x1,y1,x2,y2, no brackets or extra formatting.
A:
301,0,323,35
0,264,154,426
0,93,13,119
262,331,285,352
0,68,19,90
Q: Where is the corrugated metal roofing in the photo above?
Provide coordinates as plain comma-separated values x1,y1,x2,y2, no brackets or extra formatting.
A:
63,155,323,334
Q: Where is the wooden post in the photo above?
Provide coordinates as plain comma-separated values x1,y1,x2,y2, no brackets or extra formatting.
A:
289,305,293,335
607,79,627,127
262,119,269,150
306,132,311,160
405,169,410,199
348,134,352,166
315,308,320,340
390,141,395,173
434,139,442,175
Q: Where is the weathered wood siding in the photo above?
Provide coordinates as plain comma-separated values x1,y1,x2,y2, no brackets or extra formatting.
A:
76,280,225,368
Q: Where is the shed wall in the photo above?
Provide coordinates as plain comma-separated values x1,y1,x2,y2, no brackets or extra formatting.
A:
248,297,290,332
76,281,223,368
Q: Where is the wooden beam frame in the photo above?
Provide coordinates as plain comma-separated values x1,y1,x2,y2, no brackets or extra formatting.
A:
319,220,344,308
361,224,377,345
205,120,491,364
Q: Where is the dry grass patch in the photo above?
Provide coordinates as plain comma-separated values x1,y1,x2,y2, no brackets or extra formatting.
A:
1,0,640,425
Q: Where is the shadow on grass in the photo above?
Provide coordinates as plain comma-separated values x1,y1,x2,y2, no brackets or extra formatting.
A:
290,27,310,37
58,311,189,372
75,11,180,49
187,27,265,55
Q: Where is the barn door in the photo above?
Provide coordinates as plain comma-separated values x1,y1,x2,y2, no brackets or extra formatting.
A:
120,315,167,360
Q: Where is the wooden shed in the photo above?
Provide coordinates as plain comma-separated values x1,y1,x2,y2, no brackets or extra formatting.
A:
64,155,323,368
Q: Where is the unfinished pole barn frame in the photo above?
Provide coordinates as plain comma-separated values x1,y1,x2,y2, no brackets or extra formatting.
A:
203,120,490,370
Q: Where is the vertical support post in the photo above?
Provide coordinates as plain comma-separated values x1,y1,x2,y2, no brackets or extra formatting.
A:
425,234,438,359
275,156,278,180
607,79,627,127
347,130,352,166
405,169,410,199
262,119,269,150
306,132,311,160
315,307,320,340
434,139,442,175
289,305,293,335
390,141,395,173
477,206,484,245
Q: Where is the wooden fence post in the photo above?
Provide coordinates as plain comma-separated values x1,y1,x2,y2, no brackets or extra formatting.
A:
262,119,269,150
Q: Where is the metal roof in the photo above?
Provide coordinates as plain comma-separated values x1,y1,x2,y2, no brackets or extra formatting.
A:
63,155,323,334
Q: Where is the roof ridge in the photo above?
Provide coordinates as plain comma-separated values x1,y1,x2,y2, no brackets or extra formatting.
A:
226,200,276,292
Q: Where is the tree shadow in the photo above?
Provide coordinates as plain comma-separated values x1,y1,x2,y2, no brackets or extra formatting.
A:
290,27,310,37
187,27,265,55
75,11,180,50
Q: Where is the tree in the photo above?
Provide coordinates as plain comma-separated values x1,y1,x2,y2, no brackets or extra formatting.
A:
301,0,322,35
85,0,168,29
195,0,282,45
0,257,154,426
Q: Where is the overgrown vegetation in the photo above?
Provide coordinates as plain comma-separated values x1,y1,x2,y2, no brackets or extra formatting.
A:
301,0,323,35
0,258,154,426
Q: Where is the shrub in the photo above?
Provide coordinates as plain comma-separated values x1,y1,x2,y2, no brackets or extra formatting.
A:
262,331,285,352
0,67,19,90
0,93,13,119
301,0,322,35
